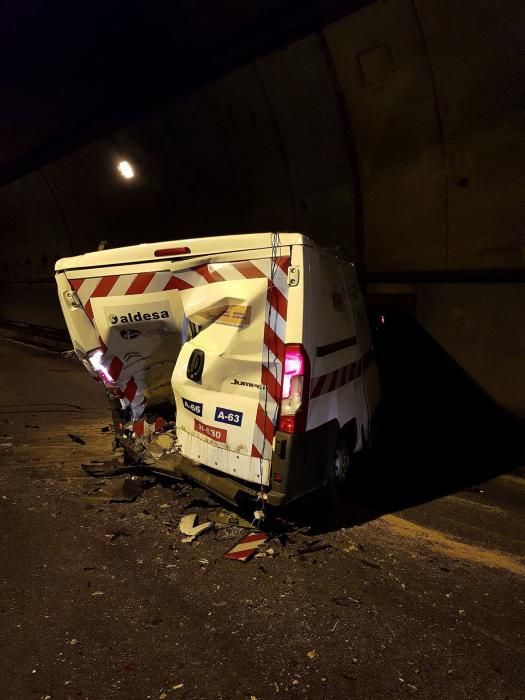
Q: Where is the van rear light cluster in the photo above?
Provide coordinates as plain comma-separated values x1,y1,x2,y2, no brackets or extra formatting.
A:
87,348,113,384
278,344,310,434
85,348,124,397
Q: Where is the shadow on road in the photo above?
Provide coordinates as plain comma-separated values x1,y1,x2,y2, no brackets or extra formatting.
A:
284,312,525,533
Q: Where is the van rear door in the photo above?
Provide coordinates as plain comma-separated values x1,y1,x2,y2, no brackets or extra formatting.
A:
171,256,290,487
58,249,290,486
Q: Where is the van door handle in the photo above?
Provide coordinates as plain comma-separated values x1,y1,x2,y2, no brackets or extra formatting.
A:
187,349,205,382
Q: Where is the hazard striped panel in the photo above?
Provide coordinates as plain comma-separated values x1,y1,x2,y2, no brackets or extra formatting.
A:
68,255,290,460
224,531,269,561
115,416,168,438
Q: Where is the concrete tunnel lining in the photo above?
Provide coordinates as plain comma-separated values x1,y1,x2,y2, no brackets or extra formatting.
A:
0,0,524,415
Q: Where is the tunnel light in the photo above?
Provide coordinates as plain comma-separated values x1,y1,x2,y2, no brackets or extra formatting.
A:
117,160,135,179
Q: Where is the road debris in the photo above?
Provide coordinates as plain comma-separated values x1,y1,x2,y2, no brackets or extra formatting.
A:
211,510,256,529
224,531,269,562
81,459,141,478
331,596,361,607
84,476,151,504
105,529,131,542
67,433,86,445
289,540,331,557
179,513,213,542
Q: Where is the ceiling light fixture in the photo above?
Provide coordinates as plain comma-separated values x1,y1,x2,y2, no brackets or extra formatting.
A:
117,160,135,179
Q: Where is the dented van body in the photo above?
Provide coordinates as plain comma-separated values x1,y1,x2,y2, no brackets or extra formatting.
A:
55,233,381,506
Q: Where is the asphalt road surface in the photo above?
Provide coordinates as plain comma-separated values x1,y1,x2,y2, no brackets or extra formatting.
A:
0,339,524,699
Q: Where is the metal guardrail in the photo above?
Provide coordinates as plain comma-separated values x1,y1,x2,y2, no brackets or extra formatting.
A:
0,319,70,352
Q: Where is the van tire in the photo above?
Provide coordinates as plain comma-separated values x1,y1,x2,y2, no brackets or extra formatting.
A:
321,428,354,513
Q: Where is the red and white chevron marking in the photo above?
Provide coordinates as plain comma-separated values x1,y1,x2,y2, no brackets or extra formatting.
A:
251,256,290,461
310,349,374,399
224,530,269,561
69,257,290,456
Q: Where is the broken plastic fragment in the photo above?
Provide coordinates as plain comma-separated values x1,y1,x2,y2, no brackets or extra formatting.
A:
179,513,212,542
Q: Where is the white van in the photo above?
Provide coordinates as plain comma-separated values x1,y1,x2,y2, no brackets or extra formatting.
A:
55,232,381,506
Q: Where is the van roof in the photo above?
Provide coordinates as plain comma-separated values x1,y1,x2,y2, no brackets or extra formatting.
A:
55,232,314,272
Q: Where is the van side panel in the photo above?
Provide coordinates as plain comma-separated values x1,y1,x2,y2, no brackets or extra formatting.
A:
305,250,368,445
339,261,381,431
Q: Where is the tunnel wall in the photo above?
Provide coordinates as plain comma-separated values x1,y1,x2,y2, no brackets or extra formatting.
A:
0,0,523,413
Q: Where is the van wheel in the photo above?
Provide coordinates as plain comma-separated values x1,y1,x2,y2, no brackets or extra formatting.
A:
321,434,353,511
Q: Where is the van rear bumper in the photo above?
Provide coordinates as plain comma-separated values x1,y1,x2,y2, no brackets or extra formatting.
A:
154,420,339,507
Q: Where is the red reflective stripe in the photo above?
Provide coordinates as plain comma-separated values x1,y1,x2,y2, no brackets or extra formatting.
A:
261,366,281,404
338,365,348,389
92,275,119,298
263,325,285,363
275,256,290,274
123,379,137,402
125,271,155,295
192,264,225,283
256,404,275,443
328,369,339,393
251,443,262,458
267,285,288,321
163,275,193,291
310,375,326,398
255,404,268,435
233,261,265,279
108,357,124,381
84,299,94,319
69,278,84,292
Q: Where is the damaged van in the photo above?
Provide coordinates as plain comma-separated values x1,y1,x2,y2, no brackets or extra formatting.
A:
55,233,381,506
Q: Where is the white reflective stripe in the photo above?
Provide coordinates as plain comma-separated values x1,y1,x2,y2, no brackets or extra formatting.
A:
145,270,172,293
261,347,283,386
116,362,139,387
211,263,246,281
251,259,288,298
265,308,286,341
101,350,115,370
173,269,206,288
77,277,100,305
252,424,265,456
262,438,273,460
110,274,135,296
258,394,279,423
261,345,278,369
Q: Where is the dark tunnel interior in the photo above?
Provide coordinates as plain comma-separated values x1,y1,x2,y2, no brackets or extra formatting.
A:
0,1,524,697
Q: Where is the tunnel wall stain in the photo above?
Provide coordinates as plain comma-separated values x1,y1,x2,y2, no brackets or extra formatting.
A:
0,0,523,412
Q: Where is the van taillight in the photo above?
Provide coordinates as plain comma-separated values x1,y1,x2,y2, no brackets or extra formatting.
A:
85,348,116,385
278,344,310,434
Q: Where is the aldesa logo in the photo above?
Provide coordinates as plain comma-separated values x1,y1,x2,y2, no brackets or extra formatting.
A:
109,310,170,325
